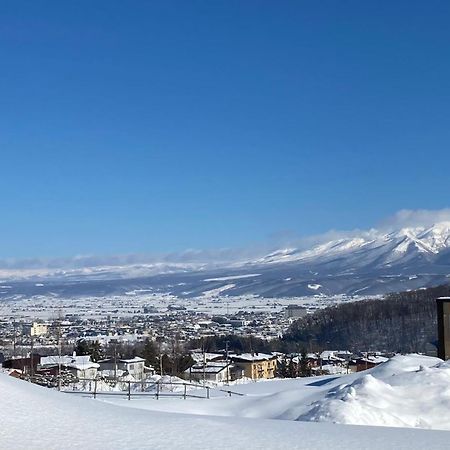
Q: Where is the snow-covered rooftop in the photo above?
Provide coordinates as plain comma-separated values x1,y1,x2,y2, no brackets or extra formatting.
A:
231,352,275,362
186,362,231,374
120,357,145,364
40,355,99,370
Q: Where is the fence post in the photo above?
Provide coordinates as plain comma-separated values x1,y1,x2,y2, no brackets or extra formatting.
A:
206,386,210,399
229,390,232,397
94,379,97,399
156,381,160,400
128,381,131,401
183,383,187,400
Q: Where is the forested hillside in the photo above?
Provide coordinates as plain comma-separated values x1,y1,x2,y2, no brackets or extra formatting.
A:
284,285,450,353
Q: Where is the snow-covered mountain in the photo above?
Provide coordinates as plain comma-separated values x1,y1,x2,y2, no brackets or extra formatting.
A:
221,222,450,296
1,223,450,299
254,222,450,269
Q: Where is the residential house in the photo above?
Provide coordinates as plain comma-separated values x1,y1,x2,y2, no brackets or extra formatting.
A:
39,355,99,379
189,351,224,364
3,354,42,375
98,356,146,381
185,361,233,384
354,355,389,372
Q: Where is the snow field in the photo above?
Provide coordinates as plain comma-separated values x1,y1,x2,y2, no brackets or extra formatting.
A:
2,354,450,449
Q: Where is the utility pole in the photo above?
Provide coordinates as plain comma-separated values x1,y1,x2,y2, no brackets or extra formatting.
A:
202,340,206,386
13,321,17,358
30,333,34,378
225,340,230,385
57,311,62,391
113,341,117,380
171,338,175,376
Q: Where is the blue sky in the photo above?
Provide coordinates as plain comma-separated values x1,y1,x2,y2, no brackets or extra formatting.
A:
1,1,450,260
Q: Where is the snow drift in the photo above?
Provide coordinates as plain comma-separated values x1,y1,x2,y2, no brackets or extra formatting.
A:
298,355,450,429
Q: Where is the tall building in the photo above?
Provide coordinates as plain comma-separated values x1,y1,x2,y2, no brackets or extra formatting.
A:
284,305,307,319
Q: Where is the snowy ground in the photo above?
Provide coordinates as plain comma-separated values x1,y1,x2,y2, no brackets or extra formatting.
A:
3,355,450,449
0,291,373,321
96,354,450,430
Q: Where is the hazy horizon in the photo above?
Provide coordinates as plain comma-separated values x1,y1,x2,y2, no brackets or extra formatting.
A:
1,207,449,272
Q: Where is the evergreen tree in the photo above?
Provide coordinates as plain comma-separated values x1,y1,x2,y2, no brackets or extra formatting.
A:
89,341,103,362
74,339,103,361
299,348,309,377
74,339,90,356
141,338,159,367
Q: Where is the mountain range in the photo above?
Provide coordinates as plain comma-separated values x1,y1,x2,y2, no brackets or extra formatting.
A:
2,223,450,299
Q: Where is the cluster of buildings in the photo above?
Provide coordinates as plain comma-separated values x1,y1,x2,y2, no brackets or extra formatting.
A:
0,294,396,390
0,303,308,363
1,343,393,391
3,352,150,386
186,351,278,383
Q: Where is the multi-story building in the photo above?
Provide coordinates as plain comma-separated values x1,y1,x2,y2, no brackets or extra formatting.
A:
22,322,49,337
284,305,307,319
230,353,277,380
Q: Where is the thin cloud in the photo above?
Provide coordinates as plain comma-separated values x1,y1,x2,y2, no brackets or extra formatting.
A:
377,208,450,231
0,208,449,274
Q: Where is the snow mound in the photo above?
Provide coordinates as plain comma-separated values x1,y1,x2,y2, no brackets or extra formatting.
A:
298,355,450,429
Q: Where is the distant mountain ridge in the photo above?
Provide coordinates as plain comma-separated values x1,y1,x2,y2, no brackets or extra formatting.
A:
1,223,450,299
253,222,450,268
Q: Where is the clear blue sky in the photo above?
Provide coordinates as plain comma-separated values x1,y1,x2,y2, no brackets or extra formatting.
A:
1,1,449,259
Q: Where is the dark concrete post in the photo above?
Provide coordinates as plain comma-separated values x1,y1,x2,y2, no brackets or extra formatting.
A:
436,297,450,360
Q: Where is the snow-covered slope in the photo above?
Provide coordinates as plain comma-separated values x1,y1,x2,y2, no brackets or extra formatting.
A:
219,222,450,296
103,354,450,432
255,223,450,268
2,356,450,449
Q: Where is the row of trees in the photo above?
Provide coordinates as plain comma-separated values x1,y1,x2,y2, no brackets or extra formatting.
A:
186,334,275,354
75,337,194,376
284,284,450,353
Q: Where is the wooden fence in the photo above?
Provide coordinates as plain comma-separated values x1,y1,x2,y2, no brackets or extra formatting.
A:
61,379,245,400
